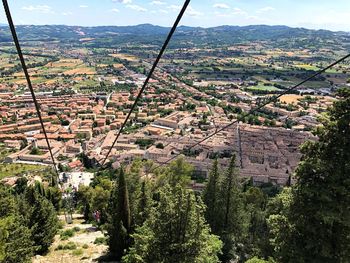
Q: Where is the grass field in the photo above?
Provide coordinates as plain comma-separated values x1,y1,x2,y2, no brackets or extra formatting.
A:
73,79,100,89
0,163,46,179
247,84,281,91
294,64,320,71
110,53,138,61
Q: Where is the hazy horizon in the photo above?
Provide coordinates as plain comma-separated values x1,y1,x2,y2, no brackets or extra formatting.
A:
1,0,350,31
0,22,348,34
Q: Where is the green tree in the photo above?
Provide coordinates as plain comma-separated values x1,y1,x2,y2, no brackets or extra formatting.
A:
245,256,275,263
107,167,131,260
0,186,34,263
159,156,193,187
126,159,143,229
203,159,220,232
0,216,34,263
243,187,271,259
274,90,350,262
123,184,222,263
28,195,59,254
76,185,94,222
135,181,151,227
46,186,62,211
91,178,112,224
266,188,293,262
217,155,245,262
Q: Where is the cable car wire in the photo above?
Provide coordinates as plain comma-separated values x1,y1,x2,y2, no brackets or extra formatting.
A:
101,0,191,166
2,0,59,175
151,52,350,171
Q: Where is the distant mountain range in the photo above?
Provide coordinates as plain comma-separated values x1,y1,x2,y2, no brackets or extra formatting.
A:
0,24,349,49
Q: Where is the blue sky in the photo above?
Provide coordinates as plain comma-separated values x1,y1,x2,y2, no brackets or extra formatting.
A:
1,0,350,31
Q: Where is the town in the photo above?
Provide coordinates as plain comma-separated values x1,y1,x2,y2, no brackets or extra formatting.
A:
1,24,348,187
0,4,350,262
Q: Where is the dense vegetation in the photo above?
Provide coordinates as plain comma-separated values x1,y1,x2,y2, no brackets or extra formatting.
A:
0,178,60,262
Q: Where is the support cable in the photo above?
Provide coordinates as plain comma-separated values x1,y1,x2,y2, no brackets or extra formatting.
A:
2,0,59,175
102,0,190,166
151,53,350,170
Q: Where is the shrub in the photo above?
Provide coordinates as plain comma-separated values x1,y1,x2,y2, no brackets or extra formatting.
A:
58,220,65,229
60,229,75,240
94,237,107,245
64,242,77,250
56,242,77,250
72,249,83,256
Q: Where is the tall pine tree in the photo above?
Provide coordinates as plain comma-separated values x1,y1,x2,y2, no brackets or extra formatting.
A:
28,194,59,254
135,181,151,227
0,186,34,263
107,167,131,260
123,184,222,263
203,158,220,232
217,154,245,262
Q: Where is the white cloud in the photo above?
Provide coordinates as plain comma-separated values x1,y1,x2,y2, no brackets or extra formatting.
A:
256,6,275,13
111,8,120,12
186,6,203,17
150,1,166,5
167,5,181,11
62,11,73,16
213,3,230,9
215,7,251,18
126,4,147,12
159,9,168,14
232,7,247,15
22,5,53,13
247,15,259,20
214,11,231,18
113,0,132,3
79,5,88,8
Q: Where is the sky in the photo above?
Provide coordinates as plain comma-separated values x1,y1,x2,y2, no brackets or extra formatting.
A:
1,0,350,31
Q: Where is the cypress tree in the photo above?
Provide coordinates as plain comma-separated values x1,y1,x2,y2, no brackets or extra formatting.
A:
217,154,245,262
28,195,59,254
107,167,131,260
34,181,46,197
135,181,151,227
203,158,220,232
126,159,142,229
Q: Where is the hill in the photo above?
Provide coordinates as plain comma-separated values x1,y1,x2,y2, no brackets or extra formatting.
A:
1,24,350,49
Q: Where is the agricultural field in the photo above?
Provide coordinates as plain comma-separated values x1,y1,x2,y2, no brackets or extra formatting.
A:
0,163,47,179
246,84,281,91
110,53,138,61
279,94,304,104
